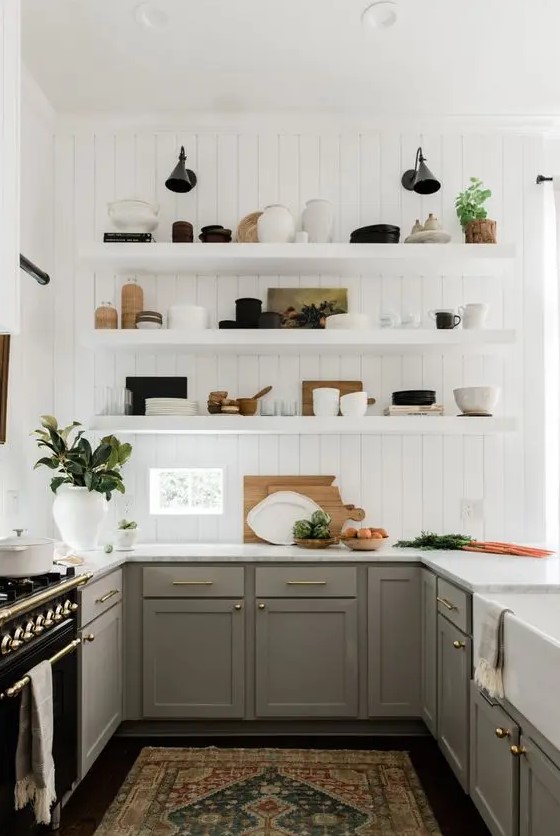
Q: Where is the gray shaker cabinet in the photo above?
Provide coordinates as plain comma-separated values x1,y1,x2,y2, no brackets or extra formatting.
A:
470,683,520,836
368,567,421,717
143,599,245,719
255,598,358,718
421,569,437,734
519,735,560,836
437,613,471,791
79,602,123,780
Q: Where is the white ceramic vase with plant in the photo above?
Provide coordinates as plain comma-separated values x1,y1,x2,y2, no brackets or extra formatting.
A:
115,518,138,551
33,415,132,551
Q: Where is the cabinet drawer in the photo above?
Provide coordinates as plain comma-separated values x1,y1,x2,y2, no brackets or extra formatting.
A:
255,567,356,597
80,569,123,627
143,566,244,598
437,577,471,634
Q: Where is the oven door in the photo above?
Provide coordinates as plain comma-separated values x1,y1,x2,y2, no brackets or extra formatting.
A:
0,621,78,835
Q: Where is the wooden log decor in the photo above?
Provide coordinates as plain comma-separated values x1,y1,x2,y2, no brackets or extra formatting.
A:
465,219,497,244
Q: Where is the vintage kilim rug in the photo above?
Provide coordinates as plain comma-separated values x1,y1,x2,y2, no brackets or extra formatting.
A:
95,747,441,835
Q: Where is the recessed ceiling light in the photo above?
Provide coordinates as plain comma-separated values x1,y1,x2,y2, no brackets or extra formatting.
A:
134,2,169,30
361,1,397,29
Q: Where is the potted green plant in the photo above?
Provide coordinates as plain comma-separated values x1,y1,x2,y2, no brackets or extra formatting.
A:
33,415,132,551
455,177,496,243
115,518,138,551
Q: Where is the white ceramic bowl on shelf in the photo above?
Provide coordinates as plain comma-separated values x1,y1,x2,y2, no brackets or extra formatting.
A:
340,391,368,416
107,199,159,233
325,313,371,330
453,386,500,416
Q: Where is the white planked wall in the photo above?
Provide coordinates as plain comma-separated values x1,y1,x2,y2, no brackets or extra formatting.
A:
51,121,545,544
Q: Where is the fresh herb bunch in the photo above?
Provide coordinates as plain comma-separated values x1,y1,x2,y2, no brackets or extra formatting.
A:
33,415,132,500
455,177,492,229
395,532,473,550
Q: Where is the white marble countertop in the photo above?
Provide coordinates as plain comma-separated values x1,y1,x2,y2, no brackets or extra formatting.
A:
73,542,560,593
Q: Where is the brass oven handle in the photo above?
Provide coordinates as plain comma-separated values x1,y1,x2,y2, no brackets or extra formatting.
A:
96,589,120,604
437,596,458,611
0,572,93,627
172,581,214,586
0,638,82,699
286,581,327,586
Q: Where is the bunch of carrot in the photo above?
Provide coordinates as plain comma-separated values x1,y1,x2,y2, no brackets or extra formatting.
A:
462,541,554,558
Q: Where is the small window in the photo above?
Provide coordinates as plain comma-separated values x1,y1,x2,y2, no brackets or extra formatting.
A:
149,468,224,515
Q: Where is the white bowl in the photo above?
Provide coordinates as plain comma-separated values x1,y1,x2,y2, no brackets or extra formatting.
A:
340,391,368,416
167,305,209,330
453,386,500,416
325,313,371,330
108,199,159,233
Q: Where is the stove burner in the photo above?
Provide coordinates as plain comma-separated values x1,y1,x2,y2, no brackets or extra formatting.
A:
0,567,76,604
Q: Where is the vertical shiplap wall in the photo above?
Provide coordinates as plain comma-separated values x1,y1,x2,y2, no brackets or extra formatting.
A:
53,122,545,543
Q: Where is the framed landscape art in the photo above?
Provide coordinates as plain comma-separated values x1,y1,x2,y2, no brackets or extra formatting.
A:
267,287,348,329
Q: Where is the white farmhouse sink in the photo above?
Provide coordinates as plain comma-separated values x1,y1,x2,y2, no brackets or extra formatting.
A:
474,592,560,751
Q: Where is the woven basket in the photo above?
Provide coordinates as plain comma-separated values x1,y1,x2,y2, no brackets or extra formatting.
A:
121,280,144,329
237,211,262,243
94,302,118,329
464,219,497,244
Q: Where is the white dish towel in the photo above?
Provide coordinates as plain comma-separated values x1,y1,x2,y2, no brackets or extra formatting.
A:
474,599,513,699
14,659,56,825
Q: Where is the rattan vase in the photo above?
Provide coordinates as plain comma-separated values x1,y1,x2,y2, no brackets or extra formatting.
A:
121,279,144,329
94,301,118,329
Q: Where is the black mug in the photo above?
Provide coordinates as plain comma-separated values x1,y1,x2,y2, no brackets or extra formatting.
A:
432,310,461,329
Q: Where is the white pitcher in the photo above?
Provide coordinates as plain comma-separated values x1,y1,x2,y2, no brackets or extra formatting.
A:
302,199,334,243
459,303,489,329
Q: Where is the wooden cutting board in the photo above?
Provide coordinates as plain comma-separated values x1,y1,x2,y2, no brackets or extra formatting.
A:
243,475,335,543
266,484,365,540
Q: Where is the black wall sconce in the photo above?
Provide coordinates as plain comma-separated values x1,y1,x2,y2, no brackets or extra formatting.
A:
401,147,441,195
165,145,197,193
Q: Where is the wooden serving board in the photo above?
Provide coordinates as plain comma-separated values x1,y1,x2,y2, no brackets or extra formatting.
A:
243,475,335,544
266,484,365,540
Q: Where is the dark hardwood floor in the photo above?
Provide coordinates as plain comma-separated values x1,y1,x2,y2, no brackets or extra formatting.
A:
57,735,490,836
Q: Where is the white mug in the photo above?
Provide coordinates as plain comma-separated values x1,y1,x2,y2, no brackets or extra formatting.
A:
340,391,368,417
459,303,489,330
312,387,340,417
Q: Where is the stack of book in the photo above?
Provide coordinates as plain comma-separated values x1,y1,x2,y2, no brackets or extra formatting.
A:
384,404,444,416
103,232,155,243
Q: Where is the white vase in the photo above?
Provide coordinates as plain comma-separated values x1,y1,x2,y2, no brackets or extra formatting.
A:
52,485,108,551
257,204,295,243
302,199,334,243
114,528,138,551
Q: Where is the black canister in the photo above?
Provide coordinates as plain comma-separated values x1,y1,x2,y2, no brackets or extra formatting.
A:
235,297,262,326
258,311,282,329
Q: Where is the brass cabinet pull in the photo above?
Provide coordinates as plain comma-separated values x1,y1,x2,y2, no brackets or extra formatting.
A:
495,727,511,739
234,604,242,611
172,581,214,586
453,640,466,649
437,596,458,611
96,589,119,604
286,581,327,586
258,603,266,610
510,745,527,757
83,634,95,643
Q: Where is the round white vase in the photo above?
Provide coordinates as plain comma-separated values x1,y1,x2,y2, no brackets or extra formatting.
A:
52,485,108,551
257,204,295,243
114,528,138,551
302,199,334,243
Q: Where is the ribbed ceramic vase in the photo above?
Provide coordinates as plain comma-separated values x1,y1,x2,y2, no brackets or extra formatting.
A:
257,205,295,243
52,485,108,551
302,199,334,243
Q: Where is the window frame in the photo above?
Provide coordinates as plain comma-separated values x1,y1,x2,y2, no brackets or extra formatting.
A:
149,466,225,516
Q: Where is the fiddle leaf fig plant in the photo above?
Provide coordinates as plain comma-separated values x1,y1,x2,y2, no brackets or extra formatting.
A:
33,415,132,500
455,177,492,229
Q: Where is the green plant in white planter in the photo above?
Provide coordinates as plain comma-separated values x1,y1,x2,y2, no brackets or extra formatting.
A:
115,518,138,551
33,415,132,551
455,177,496,243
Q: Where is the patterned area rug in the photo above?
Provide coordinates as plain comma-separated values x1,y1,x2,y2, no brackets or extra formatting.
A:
94,747,441,835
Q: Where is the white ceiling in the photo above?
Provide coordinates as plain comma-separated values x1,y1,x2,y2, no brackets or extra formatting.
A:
21,0,560,116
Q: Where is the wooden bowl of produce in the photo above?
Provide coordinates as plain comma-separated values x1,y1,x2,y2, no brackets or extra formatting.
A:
294,537,339,549
341,527,388,551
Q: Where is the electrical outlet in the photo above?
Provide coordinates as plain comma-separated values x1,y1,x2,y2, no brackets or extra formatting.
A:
461,498,483,523
5,489,20,518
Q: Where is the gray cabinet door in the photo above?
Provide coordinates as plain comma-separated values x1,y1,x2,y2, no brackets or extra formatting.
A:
437,613,471,791
255,598,358,718
470,683,519,836
143,599,245,718
79,602,123,779
520,735,560,836
368,567,421,717
421,569,437,735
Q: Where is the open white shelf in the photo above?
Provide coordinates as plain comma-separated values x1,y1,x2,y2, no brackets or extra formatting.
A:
89,415,517,436
80,242,516,277
82,328,516,356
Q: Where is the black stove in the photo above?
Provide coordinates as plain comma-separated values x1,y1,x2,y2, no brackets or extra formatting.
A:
0,566,77,604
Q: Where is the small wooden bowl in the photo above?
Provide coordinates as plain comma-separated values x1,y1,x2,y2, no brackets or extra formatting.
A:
237,397,258,416
294,537,339,549
342,538,385,551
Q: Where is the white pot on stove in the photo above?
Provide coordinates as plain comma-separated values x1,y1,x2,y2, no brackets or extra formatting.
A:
52,485,108,552
0,530,54,577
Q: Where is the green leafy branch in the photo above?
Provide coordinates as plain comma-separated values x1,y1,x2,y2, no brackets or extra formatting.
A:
455,177,492,229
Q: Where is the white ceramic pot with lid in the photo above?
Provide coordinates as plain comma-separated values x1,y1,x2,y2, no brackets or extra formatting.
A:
0,529,54,577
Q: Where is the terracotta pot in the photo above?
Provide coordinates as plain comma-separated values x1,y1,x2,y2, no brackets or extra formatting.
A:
464,219,497,244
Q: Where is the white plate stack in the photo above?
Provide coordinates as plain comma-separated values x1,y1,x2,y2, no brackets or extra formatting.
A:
145,398,198,416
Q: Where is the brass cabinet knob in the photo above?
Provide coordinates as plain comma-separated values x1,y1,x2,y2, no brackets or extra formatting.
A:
453,640,466,649
44,610,55,627
83,634,95,643
258,603,265,610
1,635,12,655
495,727,511,739
234,604,242,610
510,745,527,757
54,605,64,623
23,622,35,641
